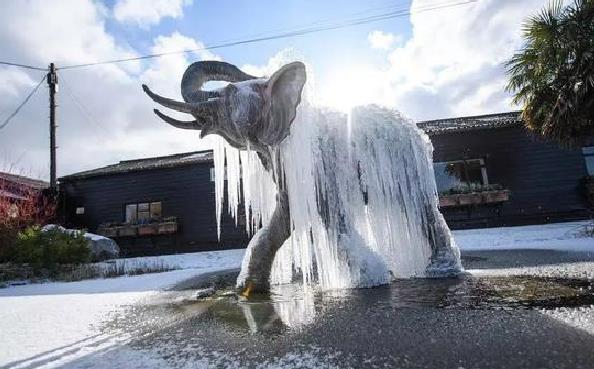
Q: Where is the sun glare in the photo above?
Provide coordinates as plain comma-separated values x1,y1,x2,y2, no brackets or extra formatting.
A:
318,64,388,112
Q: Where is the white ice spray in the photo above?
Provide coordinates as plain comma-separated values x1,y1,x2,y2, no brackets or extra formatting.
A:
213,85,460,291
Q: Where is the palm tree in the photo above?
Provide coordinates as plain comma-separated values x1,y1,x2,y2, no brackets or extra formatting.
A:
506,0,594,147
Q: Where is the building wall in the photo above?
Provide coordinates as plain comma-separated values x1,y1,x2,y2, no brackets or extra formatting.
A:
61,162,248,256
430,125,591,228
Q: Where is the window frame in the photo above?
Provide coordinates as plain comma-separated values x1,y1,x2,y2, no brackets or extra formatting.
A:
124,201,162,223
433,158,489,193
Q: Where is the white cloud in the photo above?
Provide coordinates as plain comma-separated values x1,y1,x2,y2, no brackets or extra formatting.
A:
381,0,547,120
113,0,192,28
0,0,216,179
368,30,400,50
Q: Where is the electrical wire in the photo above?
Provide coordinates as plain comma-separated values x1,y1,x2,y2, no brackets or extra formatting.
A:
58,0,477,71
0,61,47,71
0,75,47,131
59,75,109,136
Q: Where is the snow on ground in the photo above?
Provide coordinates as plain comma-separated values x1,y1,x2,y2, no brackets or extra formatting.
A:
453,220,594,252
98,248,245,274
1,222,593,368
457,221,594,279
453,221,594,337
0,249,244,368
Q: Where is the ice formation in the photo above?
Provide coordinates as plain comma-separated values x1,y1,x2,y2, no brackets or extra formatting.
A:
213,100,461,290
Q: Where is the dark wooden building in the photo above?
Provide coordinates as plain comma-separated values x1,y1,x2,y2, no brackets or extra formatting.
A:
59,151,248,256
419,112,593,229
60,112,593,255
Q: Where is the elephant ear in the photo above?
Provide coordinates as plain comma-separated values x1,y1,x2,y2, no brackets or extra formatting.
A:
261,62,306,146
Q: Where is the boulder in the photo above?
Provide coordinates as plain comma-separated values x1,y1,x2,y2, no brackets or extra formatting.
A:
42,224,120,261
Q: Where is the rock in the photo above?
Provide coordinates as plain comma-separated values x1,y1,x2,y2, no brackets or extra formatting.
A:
41,224,120,261
85,233,120,261
195,287,216,299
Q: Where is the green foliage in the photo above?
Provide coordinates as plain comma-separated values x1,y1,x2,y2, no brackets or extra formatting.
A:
1,226,90,269
506,0,594,147
440,183,503,195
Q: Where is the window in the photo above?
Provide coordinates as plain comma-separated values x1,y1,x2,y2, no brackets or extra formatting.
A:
125,201,162,223
583,147,594,175
433,159,488,193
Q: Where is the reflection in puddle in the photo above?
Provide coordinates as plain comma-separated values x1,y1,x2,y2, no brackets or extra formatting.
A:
134,275,594,337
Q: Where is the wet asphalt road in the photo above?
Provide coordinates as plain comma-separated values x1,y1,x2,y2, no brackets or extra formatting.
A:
86,249,594,369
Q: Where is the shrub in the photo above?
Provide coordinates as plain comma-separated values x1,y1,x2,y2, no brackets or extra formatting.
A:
2,226,90,270
440,183,504,196
0,180,56,258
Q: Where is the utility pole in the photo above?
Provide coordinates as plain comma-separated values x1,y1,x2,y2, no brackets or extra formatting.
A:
47,63,58,191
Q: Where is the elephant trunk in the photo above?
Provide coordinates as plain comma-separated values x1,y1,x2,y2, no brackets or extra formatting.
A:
181,61,258,103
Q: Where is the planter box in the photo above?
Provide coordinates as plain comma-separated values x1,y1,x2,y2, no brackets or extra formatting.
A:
158,221,178,234
484,190,510,203
98,227,118,238
458,192,483,206
439,190,510,208
439,195,458,207
138,224,157,236
117,225,137,237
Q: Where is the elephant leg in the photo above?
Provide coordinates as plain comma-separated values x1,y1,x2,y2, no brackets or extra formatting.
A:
236,191,291,294
426,209,462,276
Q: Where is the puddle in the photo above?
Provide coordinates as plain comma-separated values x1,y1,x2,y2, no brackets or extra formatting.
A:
107,275,594,338
146,275,594,334
96,275,594,368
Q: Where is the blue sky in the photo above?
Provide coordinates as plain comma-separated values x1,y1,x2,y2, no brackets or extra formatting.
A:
0,0,545,178
104,0,413,67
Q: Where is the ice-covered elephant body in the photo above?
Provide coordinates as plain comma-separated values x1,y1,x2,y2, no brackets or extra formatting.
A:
143,60,461,294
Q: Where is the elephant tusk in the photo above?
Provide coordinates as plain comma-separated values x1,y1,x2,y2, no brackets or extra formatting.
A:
153,109,202,130
142,84,195,114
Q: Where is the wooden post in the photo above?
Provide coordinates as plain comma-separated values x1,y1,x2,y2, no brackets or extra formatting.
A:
47,63,58,191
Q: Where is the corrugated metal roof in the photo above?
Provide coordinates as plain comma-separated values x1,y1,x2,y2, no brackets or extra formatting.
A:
60,150,214,181
0,172,48,189
417,111,522,135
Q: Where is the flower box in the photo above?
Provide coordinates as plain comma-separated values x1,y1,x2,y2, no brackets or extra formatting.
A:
117,225,137,237
138,224,157,236
439,190,510,208
158,221,178,234
97,226,118,238
484,190,510,203
458,192,483,206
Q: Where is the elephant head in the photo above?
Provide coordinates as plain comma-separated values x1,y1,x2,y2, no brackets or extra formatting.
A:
142,61,307,165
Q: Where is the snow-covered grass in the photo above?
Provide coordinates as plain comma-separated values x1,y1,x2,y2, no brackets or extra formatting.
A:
0,249,244,368
453,220,594,252
100,248,245,274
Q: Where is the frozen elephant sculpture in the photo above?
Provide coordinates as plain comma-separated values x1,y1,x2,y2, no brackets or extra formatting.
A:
142,61,305,293
142,60,461,295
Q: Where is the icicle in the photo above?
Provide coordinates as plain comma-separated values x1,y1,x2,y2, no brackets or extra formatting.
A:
212,138,226,240
211,77,460,290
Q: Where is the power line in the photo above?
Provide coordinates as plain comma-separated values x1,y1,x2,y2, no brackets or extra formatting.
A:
58,0,477,71
0,75,47,130
60,75,109,137
0,61,47,71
